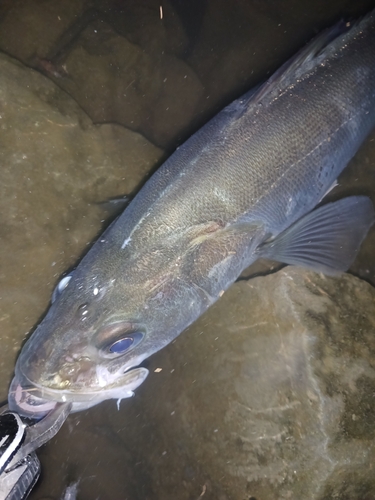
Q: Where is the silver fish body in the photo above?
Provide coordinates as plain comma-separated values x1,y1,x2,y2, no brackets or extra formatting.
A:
9,12,375,413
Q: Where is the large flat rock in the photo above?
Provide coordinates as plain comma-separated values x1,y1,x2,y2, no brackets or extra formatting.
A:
114,268,375,499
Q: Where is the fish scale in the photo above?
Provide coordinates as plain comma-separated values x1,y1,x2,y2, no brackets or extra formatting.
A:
115,63,372,242
8,10,375,414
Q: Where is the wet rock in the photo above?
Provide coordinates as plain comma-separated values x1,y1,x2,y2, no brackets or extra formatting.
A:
103,268,375,500
49,20,203,148
0,52,163,401
0,0,200,149
0,0,188,64
93,0,189,57
0,0,86,64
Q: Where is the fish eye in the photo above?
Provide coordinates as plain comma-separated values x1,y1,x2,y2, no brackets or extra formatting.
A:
51,273,73,304
107,331,144,355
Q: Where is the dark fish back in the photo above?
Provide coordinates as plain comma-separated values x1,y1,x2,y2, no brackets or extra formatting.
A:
90,12,375,268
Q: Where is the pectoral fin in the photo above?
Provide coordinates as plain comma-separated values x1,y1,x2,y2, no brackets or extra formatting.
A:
257,196,374,275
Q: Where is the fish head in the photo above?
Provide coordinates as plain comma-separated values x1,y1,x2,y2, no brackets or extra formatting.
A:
10,240,203,415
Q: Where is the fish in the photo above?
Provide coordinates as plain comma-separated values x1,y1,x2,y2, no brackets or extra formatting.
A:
9,11,375,416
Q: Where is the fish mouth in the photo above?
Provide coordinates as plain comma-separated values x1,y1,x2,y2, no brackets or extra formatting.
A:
8,373,58,419
8,364,149,418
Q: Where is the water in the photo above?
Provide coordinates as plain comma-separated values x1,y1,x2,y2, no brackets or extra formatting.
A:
0,0,374,498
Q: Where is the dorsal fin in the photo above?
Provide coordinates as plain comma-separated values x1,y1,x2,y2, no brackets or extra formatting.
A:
248,9,375,109
251,21,346,104
221,21,348,121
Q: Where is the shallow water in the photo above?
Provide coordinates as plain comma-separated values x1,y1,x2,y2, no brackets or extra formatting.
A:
0,0,374,498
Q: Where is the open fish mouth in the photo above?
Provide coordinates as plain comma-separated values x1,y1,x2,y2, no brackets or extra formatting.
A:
8,365,149,418
8,374,58,419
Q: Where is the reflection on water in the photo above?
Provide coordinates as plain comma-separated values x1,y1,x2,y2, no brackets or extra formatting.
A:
0,0,374,498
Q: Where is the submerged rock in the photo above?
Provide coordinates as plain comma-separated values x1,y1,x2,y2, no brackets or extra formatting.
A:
0,0,203,149
0,0,188,64
0,52,163,402
0,0,86,64
49,20,203,148
104,268,375,500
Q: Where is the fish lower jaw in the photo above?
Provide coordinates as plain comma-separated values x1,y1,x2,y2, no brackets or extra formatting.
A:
11,365,149,407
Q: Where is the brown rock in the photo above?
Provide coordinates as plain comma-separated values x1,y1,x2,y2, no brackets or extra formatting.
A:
0,0,85,63
107,268,375,500
0,0,201,149
53,20,204,148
